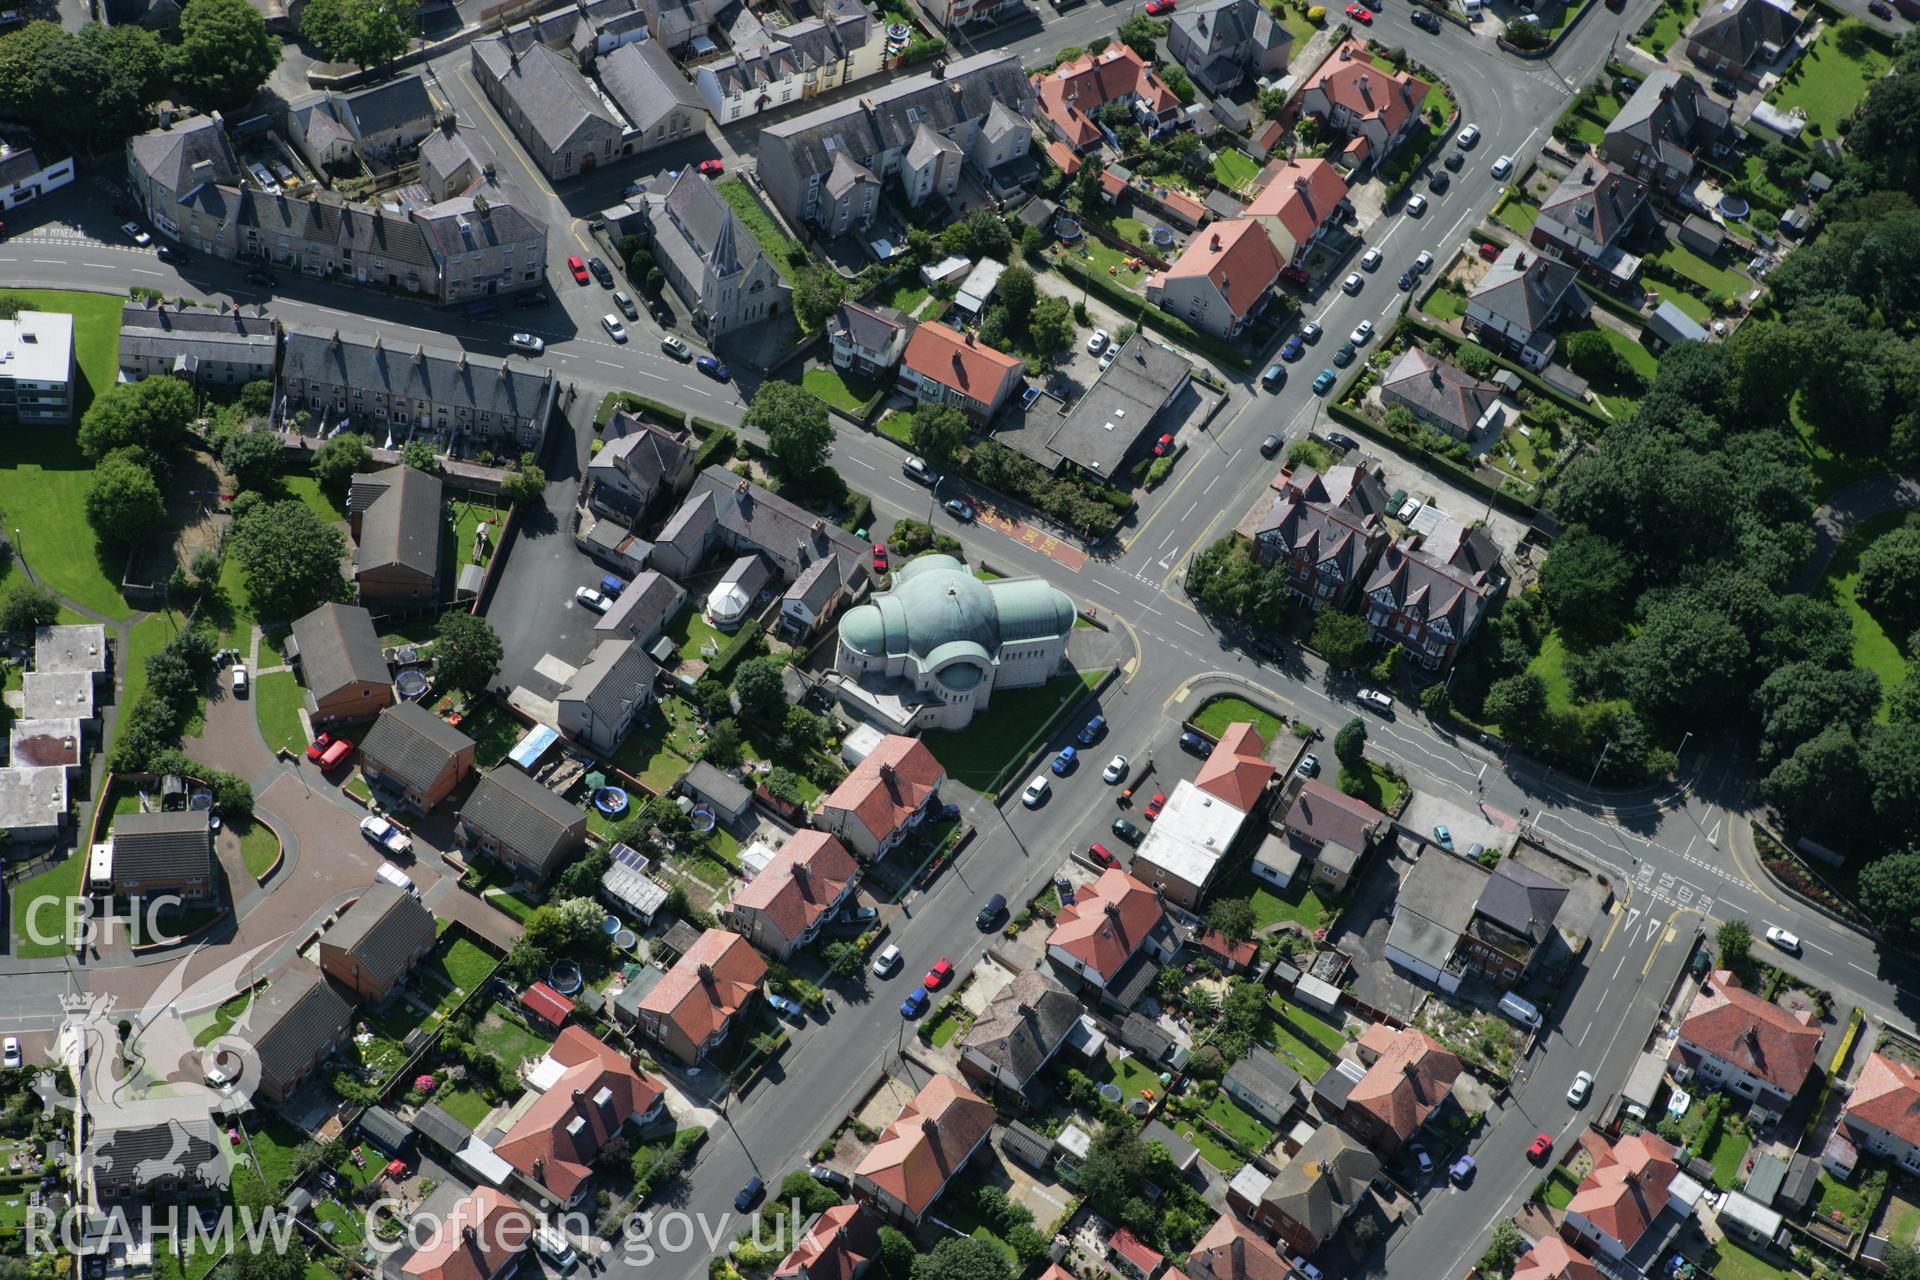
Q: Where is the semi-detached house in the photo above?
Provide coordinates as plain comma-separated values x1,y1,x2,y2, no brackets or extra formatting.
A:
1145,218,1285,340
1242,157,1348,273
1044,868,1174,991
1165,0,1294,95
852,1074,995,1225
358,701,477,815
1843,1052,1920,1174
896,322,1025,423
729,831,860,959
1672,968,1822,1122
1565,1130,1704,1260
1463,244,1584,372
495,1026,666,1208
1250,1125,1379,1253
1296,44,1429,170
1031,46,1184,151
817,733,946,860
1598,70,1736,198
635,927,767,1064
1342,1023,1462,1154
317,881,438,1002
1363,514,1502,671
457,766,589,882
1242,460,1390,612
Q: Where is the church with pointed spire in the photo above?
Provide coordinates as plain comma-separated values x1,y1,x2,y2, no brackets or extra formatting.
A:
636,170,793,340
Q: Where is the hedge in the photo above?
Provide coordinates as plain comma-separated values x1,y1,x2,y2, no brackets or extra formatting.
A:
598,391,687,430
707,619,761,680
838,490,874,535
692,427,737,471
1327,400,1541,518
690,416,732,436
1055,257,1254,372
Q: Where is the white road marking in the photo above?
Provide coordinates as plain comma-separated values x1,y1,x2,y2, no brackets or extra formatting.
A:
1851,962,1875,975
31,259,65,265
846,456,875,471
595,360,621,369
639,370,667,381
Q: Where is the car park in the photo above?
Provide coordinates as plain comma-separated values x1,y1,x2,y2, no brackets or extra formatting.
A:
1527,1133,1552,1162
1332,342,1356,368
510,333,545,353
1087,329,1110,354
1052,746,1077,775
1260,431,1284,456
122,222,152,246
976,895,1007,929
697,356,731,381
1443,149,1465,171
945,498,975,521
1359,688,1394,714
359,815,413,858
1406,194,1428,216
1261,367,1287,394
871,544,889,573
568,255,589,283
1313,369,1337,394
232,665,248,696
1567,1071,1594,1106
1022,776,1050,806
1328,432,1359,451
872,944,903,977
1765,926,1801,953
1088,843,1117,868
766,993,804,1020
601,315,628,342
1456,124,1480,148
1112,816,1144,843
1281,335,1305,362
1144,792,1166,819
697,158,726,176
1295,753,1319,779
613,291,639,319
1300,321,1323,343
1078,716,1106,745
1491,154,1514,179
1433,825,1453,850
1341,273,1363,294
1103,755,1129,783
661,335,692,360
1350,320,1374,345
1361,247,1383,271
924,958,954,989
900,988,929,1018
903,456,936,485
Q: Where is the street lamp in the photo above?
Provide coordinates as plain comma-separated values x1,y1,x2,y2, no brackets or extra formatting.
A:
1586,739,1612,792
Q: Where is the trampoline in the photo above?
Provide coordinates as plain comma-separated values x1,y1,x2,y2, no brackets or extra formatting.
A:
1099,1082,1123,1105
394,645,421,666
1056,218,1083,241
1150,226,1174,248
1718,195,1750,219
593,786,630,816
395,670,429,700
690,806,716,834
188,791,213,811
614,929,637,950
548,961,583,995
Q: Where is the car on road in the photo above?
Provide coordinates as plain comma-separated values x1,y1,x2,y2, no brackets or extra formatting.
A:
601,315,628,342
1359,688,1394,714
697,158,726,176
1144,792,1166,819
1870,0,1893,14
661,334,692,360
613,291,639,319
1568,1071,1594,1106
1079,716,1106,744
1765,926,1801,953
1351,320,1374,345
1449,1154,1477,1185
1346,2,1372,19
1409,1143,1433,1175
1300,321,1323,343
697,355,731,381
1103,755,1129,783
1281,335,1305,362
1052,746,1077,775
1328,432,1360,452
1433,825,1453,850
1295,753,1320,779
735,1179,764,1212
871,543,889,573
1491,154,1514,179
1411,6,1440,30
232,664,248,696
1456,124,1481,149
1406,194,1429,216
903,456,937,485
575,586,613,613
1361,247,1383,271
1,1037,18,1069
1153,432,1176,456
122,222,152,246
1341,272,1363,295
1332,342,1356,368
1260,431,1283,456
1414,250,1435,273
1087,328,1111,354
1443,149,1465,171
510,333,545,354
1112,816,1144,843
924,958,954,989
588,257,614,287
568,255,589,284
1088,843,1117,868
245,270,277,286
976,894,1006,930
766,992,804,1020
158,244,189,264
1313,368,1337,394
1022,776,1050,807
1429,170,1451,193
872,944,903,977
1527,1133,1553,1163
900,988,929,1018
945,497,975,521
360,815,413,858
1398,271,1417,291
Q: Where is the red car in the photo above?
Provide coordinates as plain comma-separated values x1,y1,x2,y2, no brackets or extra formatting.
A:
568,255,589,284
697,158,726,177
1153,433,1176,456
1144,0,1174,11
1089,842,1117,868
924,957,954,990
1144,792,1167,819
318,738,355,771
1479,242,1502,262
305,733,334,763
872,543,889,573
1346,2,1373,18
1527,1133,1552,1163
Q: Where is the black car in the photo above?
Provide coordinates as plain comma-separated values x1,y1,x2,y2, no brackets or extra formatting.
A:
1397,271,1417,291
976,893,1007,930
1327,432,1360,453
157,245,189,264
1259,432,1283,458
1870,0,1893,16
1429,170,1452,193
735,1178,764,1212
1410,6,1440,30
1443,149,1465,171
588,256,614,287
1711,77,1738,97
244,269,276,286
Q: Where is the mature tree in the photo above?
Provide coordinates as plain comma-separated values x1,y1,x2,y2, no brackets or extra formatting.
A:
1483,672,1551,740
792,267,847,333
1860,849,1920,946
1116,12,1166,59
86,451,165,546
170,0,279,112
499,454,547,505
1536,527,1633,636
1453,342,1496,379
1027,295,1075,360
238,379,274,417
1841,64,1920,200
1866,721,1920,844
1563,329,1622,379
220,429,282,493
229,500,345,621
300,0,417,69
1079,1122,1147,1219
1206,898,1257,943
78,377,195,460
1185,536,1259,617
0,583,60,633
1763,724,1871,836
1723,321,1803,424
400,438,441,474
309,431,371,491
0,22,68,125
1312,609,1371,670
1716,918,1752,966
733,655,787,723
1483,1221,1526,1275
1334,717,1367,769
910,1238,1010,1280
551,847,611,901
1622,589,1749,723
998,265,1036,326
1882,1241,1920,1280
433,611,503,692
876,1229,917,1280
1159,61,1195,104
747,382,833,476
63,23,168,143
1754,662,1882,768
907,404,968,473
822,940,866,979
940,209,1011,262
1858,526,1920,626
1553,432,1733,582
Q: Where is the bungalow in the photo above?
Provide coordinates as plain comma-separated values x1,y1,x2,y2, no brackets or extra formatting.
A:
317,881,438,1003
1144,219,1286,341
896,323,1026,424
358,702,477,815
457,766,590,883
729,831,860,959
852,1074,995,1225
634,927,767,1064
1672,969,1822,1122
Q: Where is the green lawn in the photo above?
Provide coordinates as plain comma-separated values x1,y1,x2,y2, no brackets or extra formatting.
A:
0,289,134,619
211,545,257,644
876,279,931,318
1883,1190,1920,1244
1663,289,1713,324
10,854,82,957
1190,695,1283,742
1573,322,1656,419
191,988,259,1047
235,816,281,880
1812,1167,1880,1230
1260,1014,1334,1078
255,670,307,755
802,366,885,415
455,698,524,769
1821,510,1912,716
1566,112,1609,146
1203,1093,1273,1150
1542,1168,1580,1210
1337,758,1404,812
1637,0,1701,53
1701,1243,1792,1280
713,178,806,273
1765,20,1891,138
1212,148,1262,192
1649,239,1749,299
437,1085,496,1128
1169,1116,1242,1172
280,473,348,527
1217,868,1335,932
1701,1121,1751,1189
473,1008,551,1073
311,1200,366,1250
420,934,499,1003
923,669,1104,790
666,607,729,664
1496,194,1542,237
452,495,506,570
1528,629,1578,715
1101,1052,1165,1099
1422,287,1467,322
1272,996,1347,1054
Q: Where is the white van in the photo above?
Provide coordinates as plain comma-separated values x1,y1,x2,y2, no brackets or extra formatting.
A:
1498,991,1541,1029
376,862,419,898
533,1226,579,1272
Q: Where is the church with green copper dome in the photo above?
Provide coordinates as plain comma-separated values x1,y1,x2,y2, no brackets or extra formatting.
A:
833,554,1078,732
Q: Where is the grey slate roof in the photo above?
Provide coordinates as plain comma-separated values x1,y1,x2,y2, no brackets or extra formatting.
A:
322,882,437,991
592,416,694,490
958,969,1079,1085
243,961,354,1093
1534,159,1648,260
1646,299,1709,346
1252,486,1374,583
1474,862,1568,943
656,169,762,280
1468,245,1578,339
1606,69,1734,167
357,465,445,581
563,639,658,733
706,3,869,99
357,1105,414,1154
472,38,618,154
1688,0,1798,67
282,326,556,428
832,301,910,353
129,115,240,197
413,184,547,259
120,303,277,370
785,555,844,614
824,150,878,198
338,76,436,141
410,1102,472,1154
682,759,753,816
1364,538,1495,641
906,123,962,169
595,570,688,641
599,39,707,131
1225,1047,1303,1112
93,1105,223,1192
458,766,587,861
111,810,213,885
663,466,871,587
291,603,391,701
244,192,440,271
1259,1124,1379,1243
360,702,476,793
1379,347,1503,438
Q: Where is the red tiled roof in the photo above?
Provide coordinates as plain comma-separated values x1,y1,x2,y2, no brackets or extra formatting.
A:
1348,1025,1462,1141
637,928,767,1049
821,735,945,848
1301,44,1429,139
1158,220,1284,323
1512,1237,1605,1280
1184,1213,1292,1280
1045,868,1165,982
1192,721,1275,812
1243,158,1348,256
853,1074,995,1218
1159,188,1207,223
1567,1131,1681,1252
1845,1051,1920,1149
1045,140,1083,175
774,1204,882,1280
900,323,1023,401
1031,46,1157,148
495,1026,664,1203
1100,169,1128,198
1110,1227,1163,1276
732,830,858,944
1677,969,1822,1097
402,1187,532,1280
1195,929,1258,968
523,982,575,1026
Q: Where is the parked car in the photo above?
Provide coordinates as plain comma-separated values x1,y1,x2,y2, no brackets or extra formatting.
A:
318,738,354,771
1358,688,1394,714
1313,369,1337,394
1281,335,1305,362
1351,320,1374,345
575,586,612,613
1527,1133,1552,1162
122,222,152,246
903,456,937,485
588,257,614,287
1152,432,1176,457
899,987,929,1018
872,944,903,977
245,270,277,286
612,291,639,319
1567,1071,1594,1106
1449,1155,1477,1185
1429,171,1452,193
510,333,544,354
359,815,412,858
1144,0,1174,12
1103,755,1129,783
1479,242,1502,261
157,244,189,264
1260,431,1284,456
1052,746,1077,775
1870,0,1893,15
1397,271,1417,291
1443,149,1465,171
871,543,889,574
1328,432,1360,452
697,355,731,381
1111,816,1144,844
1433,825,1453,850
1144,792,1166,819
1765,926,1801,954
1332,342,1356,368
1345,3,1372,20
661,334,692,360
1361,247,1384,271
923,958,954,989
1088,843,1117,867
306,733,336,763
231,665,248,696
601,315,628,342
1300,321,1323,343
1,1037,18,1069
976,894,1006,930
1100,346,1119,371
1491,154,1514,179
735,1178,764,1212
1022,776,1050,807
697,158,726,176
842,905,879,925
1180,730,1210,754
944,498,975,522
1078,715,1107,745
1414,250,1435,273
1409,1143,1433,1175
1411,6,1441,30
766,992,804,1020
1295,753,1320,779
1341,272,1363,295
1087,328,1111,354
1456,124,1481,149
568,255,589,284
1711,77,1737,97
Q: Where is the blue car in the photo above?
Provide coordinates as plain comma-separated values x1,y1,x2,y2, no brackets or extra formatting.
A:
697,355,731,381
1078,715,1106,745
1313,369,1337,394
900,987,930,1018
1052,746,1077,775
1179,730,1209,755
1281,334,1305,362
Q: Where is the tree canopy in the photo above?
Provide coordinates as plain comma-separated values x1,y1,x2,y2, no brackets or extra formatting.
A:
747,382,834,476
86,450,166,546
300,0,417,69
229,500,346,621
310,432,371,491
170,0,279,113
434,612,503,693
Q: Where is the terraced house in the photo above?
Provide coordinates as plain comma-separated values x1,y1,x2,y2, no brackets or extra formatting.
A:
694,0,883,124
235,961,356,1104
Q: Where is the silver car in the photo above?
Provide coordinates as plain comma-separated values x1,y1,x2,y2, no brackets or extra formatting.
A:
510,333,545,354
1567,1070,1594,1106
